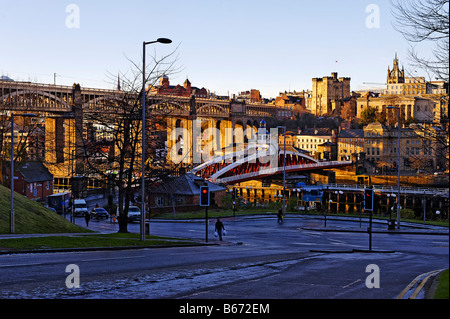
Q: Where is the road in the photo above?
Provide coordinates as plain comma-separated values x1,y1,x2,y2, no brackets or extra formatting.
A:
0,214,448,300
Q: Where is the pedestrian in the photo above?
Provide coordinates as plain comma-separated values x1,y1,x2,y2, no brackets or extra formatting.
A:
84,211,91,227
277,208,283,223
215,218,225,241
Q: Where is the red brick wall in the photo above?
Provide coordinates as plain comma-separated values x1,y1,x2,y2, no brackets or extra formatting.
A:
14,174,53,200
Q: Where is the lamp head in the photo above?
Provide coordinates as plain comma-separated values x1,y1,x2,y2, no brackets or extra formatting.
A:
157,38,172,44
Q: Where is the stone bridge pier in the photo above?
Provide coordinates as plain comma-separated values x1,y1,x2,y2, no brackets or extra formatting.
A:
166,114,263,166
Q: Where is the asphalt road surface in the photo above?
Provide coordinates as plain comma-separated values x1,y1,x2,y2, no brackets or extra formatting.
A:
0,215,448,301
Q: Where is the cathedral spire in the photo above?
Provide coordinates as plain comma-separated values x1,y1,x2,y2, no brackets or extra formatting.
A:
387,52,404,84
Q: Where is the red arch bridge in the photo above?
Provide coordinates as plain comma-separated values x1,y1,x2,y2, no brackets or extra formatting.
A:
190,143,352,185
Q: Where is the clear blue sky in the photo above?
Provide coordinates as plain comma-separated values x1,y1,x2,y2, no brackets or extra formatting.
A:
0,0,435,98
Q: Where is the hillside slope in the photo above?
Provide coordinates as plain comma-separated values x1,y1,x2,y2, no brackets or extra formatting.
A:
0,185,89,234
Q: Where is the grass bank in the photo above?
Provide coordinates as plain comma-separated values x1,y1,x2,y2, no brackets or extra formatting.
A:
0,184,88,234
433,269,449,299
0,232,200,253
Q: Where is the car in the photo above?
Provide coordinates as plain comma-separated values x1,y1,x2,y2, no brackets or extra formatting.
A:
127,206,141,223
116,205,141,223
91,207,109,219
47,206,57,213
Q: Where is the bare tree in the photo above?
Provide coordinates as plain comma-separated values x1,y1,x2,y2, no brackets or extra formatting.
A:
76,48,182,233
410,153,430,172
0,87,42,185
375,159,394,175
391,0,449,82
410,122,449,172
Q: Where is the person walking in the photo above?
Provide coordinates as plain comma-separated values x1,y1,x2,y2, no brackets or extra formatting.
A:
84,211,91,227
215,218,225,241
277,208,283,224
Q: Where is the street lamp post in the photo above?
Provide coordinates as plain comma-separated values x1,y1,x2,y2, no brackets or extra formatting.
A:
387,105,401,229
10,112,37,234
141,38,172,241
277,126,286,216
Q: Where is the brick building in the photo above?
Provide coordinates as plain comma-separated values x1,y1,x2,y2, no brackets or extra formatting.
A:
147,173,227,214
3,161,53,201
274,91,307,119
148,75,208,98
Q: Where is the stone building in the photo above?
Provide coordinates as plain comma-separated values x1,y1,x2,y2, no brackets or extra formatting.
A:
356,94,436,124
311,72,351,116
295,128,337,158
377,53,448,124
337,129,364,162
363,122,444,174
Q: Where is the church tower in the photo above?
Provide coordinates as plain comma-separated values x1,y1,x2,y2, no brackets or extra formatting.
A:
159,74,170,87
387,52,405,84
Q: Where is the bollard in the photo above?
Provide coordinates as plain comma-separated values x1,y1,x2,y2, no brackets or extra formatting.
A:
145,222,149,235
388,219,396,230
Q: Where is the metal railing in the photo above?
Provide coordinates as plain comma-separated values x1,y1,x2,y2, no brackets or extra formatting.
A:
326,183,449,196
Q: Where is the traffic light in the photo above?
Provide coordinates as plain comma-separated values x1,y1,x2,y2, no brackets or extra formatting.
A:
364,188,374,211
200,186,210,207
231,188,236,200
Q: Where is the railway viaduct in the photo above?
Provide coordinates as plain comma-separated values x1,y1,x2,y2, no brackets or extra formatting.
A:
0,79,276,189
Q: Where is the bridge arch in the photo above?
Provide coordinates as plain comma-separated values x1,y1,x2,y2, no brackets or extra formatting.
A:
1,90,71,110
190,141,352,184
196,103,228,116
83,94,126,112
149,101,189,116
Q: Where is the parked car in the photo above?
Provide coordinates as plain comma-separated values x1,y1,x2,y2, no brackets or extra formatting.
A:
116,205,141,223
91,207,109,220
